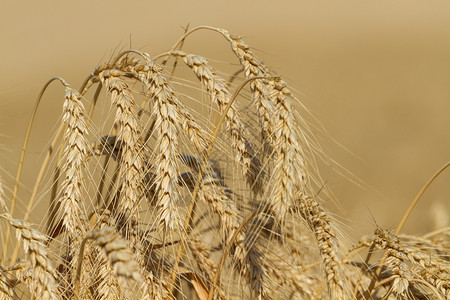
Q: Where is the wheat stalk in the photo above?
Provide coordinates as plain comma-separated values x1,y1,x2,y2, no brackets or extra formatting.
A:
59,87,90,236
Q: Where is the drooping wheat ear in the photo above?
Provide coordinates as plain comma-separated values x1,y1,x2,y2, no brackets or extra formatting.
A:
268,79,308,217
122,57,211,230
208,29,276,158
200,183,271,297
231,230,269,299
374,228,450,298
297,195,346,299
0,213,58,300
59,87,89,237
175,51,264,194
196,173,240,240
142,63,182,231
214,29,307,223
121,56,209,153
100,70,146,222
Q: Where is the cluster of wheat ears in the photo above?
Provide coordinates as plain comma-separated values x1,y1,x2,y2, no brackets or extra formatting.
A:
0,26,448,300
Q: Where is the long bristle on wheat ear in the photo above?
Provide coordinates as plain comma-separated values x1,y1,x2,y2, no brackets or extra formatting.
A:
6,26,449,300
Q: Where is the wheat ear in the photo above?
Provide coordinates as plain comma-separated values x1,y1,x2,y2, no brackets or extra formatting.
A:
0,213,58,300
59,87,90,238
297,195,346,299
100,71,146,223
373,228,449,298
117,58,185,230
174,51,264,194
120,54,209,153
88,210,122,300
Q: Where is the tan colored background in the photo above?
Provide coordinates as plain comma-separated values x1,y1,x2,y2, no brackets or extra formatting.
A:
1,1,449,242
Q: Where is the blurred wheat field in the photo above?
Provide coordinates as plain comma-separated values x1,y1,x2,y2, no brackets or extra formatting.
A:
1,1,450,299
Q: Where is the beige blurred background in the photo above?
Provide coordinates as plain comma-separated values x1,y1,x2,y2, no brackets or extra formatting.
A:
1,0,449,242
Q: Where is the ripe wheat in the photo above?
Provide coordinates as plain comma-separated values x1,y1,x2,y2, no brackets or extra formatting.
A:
0,26,448,299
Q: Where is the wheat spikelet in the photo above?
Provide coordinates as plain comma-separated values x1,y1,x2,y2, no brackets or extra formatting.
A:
90,252,123,300
188,238,226,299
141,271,172,300
100,71,146,221
59,87,89,237
123,57,209,153
188,237,216,283
0,213,58,300
297,195,346,299
85,227,142,282
175,51,264,194
262,249,319,298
